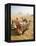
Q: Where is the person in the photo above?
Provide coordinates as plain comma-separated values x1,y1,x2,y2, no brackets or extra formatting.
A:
15,17,24,34
15,17,20,33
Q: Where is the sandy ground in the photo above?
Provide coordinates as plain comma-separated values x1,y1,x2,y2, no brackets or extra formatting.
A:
11,15,34,40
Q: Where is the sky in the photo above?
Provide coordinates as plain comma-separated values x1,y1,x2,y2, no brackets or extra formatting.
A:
11,6,33,16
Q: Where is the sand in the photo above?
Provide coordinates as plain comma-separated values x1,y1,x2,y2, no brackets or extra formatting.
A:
11,15,34,40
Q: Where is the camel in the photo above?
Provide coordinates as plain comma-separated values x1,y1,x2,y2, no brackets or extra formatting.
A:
11,17,30,35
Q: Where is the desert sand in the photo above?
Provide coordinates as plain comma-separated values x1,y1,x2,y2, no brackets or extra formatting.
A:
11,15,33,40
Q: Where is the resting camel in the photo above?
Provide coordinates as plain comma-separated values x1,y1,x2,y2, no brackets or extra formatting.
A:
11,17,30,35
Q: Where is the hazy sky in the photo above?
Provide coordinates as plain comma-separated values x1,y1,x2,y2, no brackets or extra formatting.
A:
11,6,33,16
